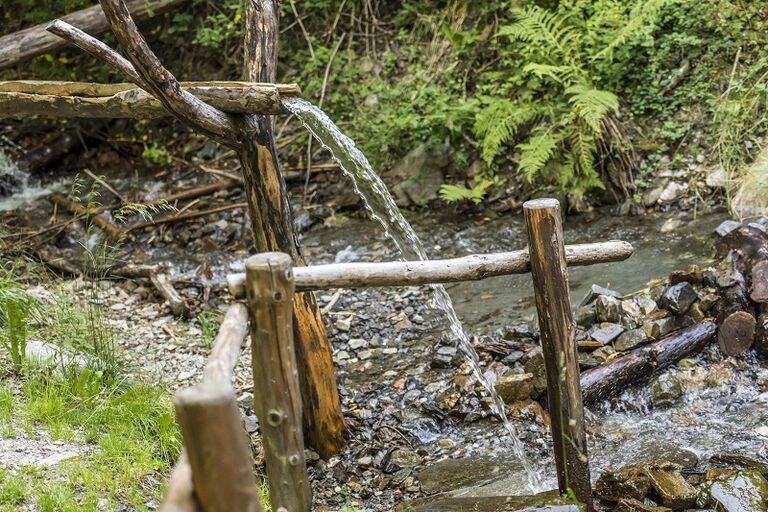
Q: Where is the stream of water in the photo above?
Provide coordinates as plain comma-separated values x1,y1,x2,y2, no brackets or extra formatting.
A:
283,97,543,491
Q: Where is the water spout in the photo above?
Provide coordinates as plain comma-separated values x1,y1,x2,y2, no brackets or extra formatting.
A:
283,97,543,491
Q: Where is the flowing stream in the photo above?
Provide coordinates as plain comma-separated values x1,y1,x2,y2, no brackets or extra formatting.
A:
283,97,543,491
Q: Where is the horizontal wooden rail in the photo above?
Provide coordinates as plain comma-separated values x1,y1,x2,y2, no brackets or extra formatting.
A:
0,81,301,118
160,303,260,512
227,241,634,297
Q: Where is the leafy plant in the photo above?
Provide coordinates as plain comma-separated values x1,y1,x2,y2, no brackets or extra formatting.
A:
0,286,33,370
439,178,495,204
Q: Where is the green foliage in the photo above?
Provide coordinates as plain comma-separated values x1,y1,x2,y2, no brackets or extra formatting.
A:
142,143,174,167
439,178,495,204
0,285,32,370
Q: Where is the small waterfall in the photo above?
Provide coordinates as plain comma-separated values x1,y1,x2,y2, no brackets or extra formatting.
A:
0,149,28,196
284,97,542,491
0,149,64,212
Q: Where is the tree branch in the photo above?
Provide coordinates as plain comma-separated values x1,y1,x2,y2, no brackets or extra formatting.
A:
96,0,242,145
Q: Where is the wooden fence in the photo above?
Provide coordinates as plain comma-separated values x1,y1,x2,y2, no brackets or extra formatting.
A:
161,198,634,512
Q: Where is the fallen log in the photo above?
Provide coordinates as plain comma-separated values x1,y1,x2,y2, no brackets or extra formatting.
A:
714,250,757,355
49,192,122,240
719,311,757,356
150,273,190,318
0,81,301,118
580,321,717,405
0,0,191,70
227,241,634,296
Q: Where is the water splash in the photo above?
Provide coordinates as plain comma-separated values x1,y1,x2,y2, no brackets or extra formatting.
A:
0,149,63,212
283,97,542,491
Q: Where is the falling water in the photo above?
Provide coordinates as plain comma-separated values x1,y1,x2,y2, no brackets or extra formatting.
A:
283,97,542,491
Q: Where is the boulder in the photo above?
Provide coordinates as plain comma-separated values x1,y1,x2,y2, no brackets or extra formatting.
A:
385,144,451,206
651,374,683,408
645,463,697,509
615,328,649,352
580,284,622,306
595,465,651,502
709,469,768,512
660,282,698,315
595,295,622,323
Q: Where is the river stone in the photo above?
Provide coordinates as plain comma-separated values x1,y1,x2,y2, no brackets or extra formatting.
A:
397,489,581,512
637,295,659,315
523,347,547,395
595,465,651,502
574,306,596,328
658,181,687,203
643,317,676,339
710,453,768,479
615,328,649,352
660,282,698,315
613,499,671,512
645,463,697,509
709,469,768,512
686,301,707,322
494,372,534,403
580,284,622,306
595,295,622,323
716,220,742,237
387,448,422,470
591,323,625,344
651,374,683,408
669,264,703,285
416,457,509,494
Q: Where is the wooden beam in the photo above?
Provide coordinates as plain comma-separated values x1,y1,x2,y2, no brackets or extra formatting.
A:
0,81,300,118
0,0,191,70
245,253,311,512
226,241,634,297
523,198,593,511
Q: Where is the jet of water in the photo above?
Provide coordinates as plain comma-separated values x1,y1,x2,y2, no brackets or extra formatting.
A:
283,97,543,491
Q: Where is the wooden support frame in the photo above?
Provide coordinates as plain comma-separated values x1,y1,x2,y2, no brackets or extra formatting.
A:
226,241,634,297
245,253,311,512
523,199,593,510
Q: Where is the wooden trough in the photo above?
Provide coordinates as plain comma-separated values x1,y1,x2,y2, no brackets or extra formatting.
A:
163,198,639,512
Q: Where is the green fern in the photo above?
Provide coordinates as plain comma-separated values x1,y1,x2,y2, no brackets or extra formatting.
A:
566,84,619,134
474,99,540,165
498,6,579,61
439,178,495,204
517,128,561,182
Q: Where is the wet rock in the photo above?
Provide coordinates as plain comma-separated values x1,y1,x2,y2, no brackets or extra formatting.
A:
415,457,510,494
523,347,547,395
385,144,451,206
613,498,671,512
709,469,768,512
387,449,422,471
645,463,697,509
651,374,683,408
431,345,458,368
643,317,676,339
658,181,688,204
581,284,622,306
660,282,698,315
615,328,649,352
590,345,615,363
595,465,651,502
575,306,597,328
620,300,642,325
756,314,768,358
751,261,768,303
716,220,742,237
494,372,534,403
637,295,659,316
595,295,622,323
397,490,580,512
591,323,625,344
669,264,703,285
660,217,683,234
710,454,768,479
335,317,352,332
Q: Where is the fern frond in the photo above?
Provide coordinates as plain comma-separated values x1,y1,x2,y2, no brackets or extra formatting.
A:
439,179,494,204
593,0,671,62
566,84,618,135
498,6,579,61
522,63,574,83
474,99,539,165
564,125,604,195
516,128,561,181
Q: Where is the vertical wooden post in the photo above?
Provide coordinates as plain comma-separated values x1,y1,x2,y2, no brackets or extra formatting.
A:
245,252,311,512
523,198,593,510
173,385,262,512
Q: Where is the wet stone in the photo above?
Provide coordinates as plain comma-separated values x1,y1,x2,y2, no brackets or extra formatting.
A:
591,323,625,344
575,306,597,328
669,264,703,285
651,374,683,408
595,465,651,502
716,220,741,237
523,347,547,395
581,284,622,306
387,449,422,471
645,463,697,509
709,469,768,512
613,498,671,512
596,295,622,323
615,328,649,352
660,282,699,315
643,317,676,339
494,372,534,403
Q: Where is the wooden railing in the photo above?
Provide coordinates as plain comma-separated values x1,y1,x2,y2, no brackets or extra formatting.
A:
161,198,634,512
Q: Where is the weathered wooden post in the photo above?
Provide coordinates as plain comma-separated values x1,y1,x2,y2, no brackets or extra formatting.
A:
245,252,311,512
170,303,261,512
523,198,593,511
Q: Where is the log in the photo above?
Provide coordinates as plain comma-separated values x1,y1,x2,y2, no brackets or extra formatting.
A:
580,320,717,405
161,303,252,512
523,198,592,510
49,192,122,240
0,81,301,118
245,253,311,512
173,385,262,512
0,0,191,70
716,225,768,273
751,260,768,303
226,241,635,297
718,311,756,356
150,272,190,318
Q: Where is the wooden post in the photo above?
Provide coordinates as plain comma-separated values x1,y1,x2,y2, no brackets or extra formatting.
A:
173,384,261,512
245,253,311,512
523,198,593,511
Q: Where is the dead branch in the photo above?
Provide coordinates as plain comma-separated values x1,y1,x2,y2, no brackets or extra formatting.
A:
49,192,122,240
123,202,248,234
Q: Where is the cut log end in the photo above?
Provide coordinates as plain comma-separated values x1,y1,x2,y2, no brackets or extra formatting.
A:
718,311,757,356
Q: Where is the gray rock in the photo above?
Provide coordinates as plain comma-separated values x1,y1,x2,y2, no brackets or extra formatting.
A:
575,305,596,327
709,470,768,512
716,220,742,237
615,328,649,352
388,448,422,470
385,144,451,206
660,282,698,315
523,347,547,395
651,374,683,408
592,323,625,344
643,317,676,339
595,295,622,323
348,338,368,350
580,284,622,306
658,181,688,203
494,372,534,403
